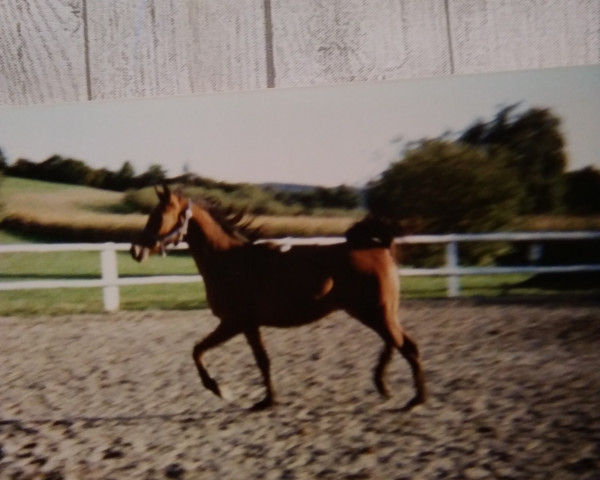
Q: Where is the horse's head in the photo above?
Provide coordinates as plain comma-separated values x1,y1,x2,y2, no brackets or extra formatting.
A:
130,184,192,262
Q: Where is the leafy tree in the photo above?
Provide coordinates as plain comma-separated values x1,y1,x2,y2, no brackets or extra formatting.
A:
459,105,567,214
271,185,360,212
366,139,524,234
86,168,112,189
117,161,135,181
0,147,6,172
38,155,92,185
0,148,4,214
315,185,361,209
134,164,167,188
7,158,38,178
564,166,600,214
109,161,136,190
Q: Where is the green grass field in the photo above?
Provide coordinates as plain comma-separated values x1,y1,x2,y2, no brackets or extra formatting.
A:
0,249,207,315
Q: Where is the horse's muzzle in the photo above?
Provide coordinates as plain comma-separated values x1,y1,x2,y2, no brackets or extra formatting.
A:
130,243,151,263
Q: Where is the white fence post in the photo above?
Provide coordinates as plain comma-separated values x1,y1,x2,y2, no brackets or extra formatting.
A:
446,241,460,297
100,244,120,311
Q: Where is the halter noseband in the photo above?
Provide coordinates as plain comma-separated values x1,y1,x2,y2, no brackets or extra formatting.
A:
156,200,193,255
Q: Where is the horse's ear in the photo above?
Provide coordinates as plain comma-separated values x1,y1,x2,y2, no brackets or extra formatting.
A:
154,184,171,204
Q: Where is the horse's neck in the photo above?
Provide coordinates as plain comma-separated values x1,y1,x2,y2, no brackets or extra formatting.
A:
186,206,244,274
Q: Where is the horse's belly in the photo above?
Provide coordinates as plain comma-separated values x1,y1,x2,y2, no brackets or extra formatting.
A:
260,313,334,328
257,296,337,327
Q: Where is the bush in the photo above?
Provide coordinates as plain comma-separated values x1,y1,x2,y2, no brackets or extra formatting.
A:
459,105,568,214
123,188,159,213
564,167,600,214
367,140,524,234
366,140,526,266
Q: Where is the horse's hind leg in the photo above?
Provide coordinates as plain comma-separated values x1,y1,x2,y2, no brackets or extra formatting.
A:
192,323,238,399
381,319,426,410
244,327,275,411
374,341,394,398
397,331,426,411
353,307,426,410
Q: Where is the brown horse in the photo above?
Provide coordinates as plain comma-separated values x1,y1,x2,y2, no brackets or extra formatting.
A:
130,185,425,411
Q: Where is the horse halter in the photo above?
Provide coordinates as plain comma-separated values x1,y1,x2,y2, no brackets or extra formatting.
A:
155,199,193,255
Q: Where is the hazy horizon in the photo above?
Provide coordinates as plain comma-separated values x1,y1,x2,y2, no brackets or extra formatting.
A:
0,65,598,187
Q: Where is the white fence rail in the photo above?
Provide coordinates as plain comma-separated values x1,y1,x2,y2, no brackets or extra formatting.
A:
1,232,599,311
396,231,600,297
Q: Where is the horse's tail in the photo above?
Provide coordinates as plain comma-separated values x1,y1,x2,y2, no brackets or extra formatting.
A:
345,215,397,249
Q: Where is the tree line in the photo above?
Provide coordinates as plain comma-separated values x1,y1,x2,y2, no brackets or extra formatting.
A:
0,153,361,212
1,155,168,192
367,104,600,235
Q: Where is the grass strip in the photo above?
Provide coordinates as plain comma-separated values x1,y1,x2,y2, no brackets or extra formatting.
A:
2,272,586,317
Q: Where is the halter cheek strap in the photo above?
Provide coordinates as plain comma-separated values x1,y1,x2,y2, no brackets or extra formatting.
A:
157,200,193,255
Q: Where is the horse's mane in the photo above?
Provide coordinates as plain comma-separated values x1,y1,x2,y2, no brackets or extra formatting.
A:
180,186,396,247
194,195,398,248
193,195,262,243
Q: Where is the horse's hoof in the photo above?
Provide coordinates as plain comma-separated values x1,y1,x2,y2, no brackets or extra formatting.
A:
249,397,274,412
203,378,222,398
377,387,391,400
374,379,391,399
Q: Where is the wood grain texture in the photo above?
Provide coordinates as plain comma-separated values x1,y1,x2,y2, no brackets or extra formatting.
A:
0,0,599,106
449,0,600,73
0,0,87,104
271,0,451,87
85,0,267,100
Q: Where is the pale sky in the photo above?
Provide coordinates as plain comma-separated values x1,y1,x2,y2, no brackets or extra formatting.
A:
0,65,598,187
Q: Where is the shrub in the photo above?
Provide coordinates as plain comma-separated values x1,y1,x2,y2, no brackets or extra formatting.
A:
367,140,524,234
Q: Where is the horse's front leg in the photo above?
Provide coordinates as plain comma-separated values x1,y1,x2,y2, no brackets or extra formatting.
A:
192,323,238,399
244,327,275,411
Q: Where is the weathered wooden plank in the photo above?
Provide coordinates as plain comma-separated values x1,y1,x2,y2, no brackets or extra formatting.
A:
1,0,599,106
449,0,600,73
271,0,451,87
0,0,87,104
85,0,268,100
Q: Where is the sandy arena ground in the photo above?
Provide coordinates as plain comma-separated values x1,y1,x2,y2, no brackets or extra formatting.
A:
1,298,599,479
